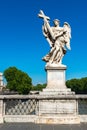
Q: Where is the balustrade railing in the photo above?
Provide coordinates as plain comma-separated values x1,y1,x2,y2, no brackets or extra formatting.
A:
0,94,87,123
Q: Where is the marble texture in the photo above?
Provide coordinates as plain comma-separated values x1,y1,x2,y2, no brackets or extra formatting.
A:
38,99,77,115
38,10,71,65
45,66,67,89
0,100,4,123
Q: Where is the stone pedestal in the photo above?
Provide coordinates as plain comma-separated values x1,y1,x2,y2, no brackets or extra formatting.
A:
37,65,80,124
39,65,75,95
38,99,77,115
36,96,80,124
46,65,67,89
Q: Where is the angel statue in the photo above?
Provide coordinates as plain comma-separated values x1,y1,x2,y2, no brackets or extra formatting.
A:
38,10,71,66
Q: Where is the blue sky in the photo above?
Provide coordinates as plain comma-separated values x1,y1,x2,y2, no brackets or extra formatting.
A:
0,0,87,85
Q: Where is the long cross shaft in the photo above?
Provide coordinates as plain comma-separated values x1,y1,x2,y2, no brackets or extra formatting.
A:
38,10,55,40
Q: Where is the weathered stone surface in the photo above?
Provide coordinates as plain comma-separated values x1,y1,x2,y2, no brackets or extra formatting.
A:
45,66,67,89
40,88,75,95
4,115,37,123
0,100,3,123
37,64,79,124
38,99,77,115
36,116,80,124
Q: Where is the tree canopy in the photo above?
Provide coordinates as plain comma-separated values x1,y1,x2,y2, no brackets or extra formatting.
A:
66,77,87,94
32,83,46,91
4,67,32,94
3,66,87,94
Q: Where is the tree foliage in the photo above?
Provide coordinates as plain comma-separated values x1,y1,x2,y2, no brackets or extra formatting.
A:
32,83,46,91
66,77,87,94
4,67,32,94
4,66,87,94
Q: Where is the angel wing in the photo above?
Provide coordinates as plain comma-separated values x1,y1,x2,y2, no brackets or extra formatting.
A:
63,22,71,50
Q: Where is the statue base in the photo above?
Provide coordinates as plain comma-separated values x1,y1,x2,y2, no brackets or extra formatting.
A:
40,64,75,95
39,88,75,95
36,64,80,124
36,96,80,124
45,64,67,89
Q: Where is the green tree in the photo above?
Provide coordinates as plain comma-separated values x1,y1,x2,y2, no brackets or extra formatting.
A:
4,67,32,94
66,77,87,94
32,83,46,91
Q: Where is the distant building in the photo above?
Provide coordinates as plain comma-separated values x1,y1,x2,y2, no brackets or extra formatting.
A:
0,72,5,91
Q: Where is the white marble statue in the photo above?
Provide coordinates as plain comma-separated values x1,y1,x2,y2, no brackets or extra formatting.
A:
38,10,71,66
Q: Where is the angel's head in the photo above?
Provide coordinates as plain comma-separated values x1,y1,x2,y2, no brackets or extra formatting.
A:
64,22,68,25
64,22,70,28
53,19,60,27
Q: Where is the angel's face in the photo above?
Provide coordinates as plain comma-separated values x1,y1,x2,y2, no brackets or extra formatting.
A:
54,20,59,27
64,24,67,27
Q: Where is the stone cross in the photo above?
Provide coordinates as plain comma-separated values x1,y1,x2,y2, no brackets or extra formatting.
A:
38,10,50,21
38,10,54,40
